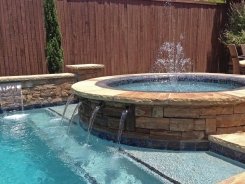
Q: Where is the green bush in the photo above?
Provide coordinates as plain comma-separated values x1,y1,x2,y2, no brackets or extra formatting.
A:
44,0,63,73
221,2,245,44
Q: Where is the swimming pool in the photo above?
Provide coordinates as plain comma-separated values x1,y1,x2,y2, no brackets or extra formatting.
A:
0,106,244,184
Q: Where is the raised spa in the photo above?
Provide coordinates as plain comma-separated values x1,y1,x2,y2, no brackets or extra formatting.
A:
72,73,245,150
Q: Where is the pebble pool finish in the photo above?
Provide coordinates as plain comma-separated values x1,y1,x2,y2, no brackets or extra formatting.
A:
52,105,245,184
1,105,245,184
123,146,245,184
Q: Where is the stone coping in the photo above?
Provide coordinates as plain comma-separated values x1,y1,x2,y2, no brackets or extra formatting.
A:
72,73,245,106
218,172,245,184
209,132,245,154
66,64,105,70
0,73,75,83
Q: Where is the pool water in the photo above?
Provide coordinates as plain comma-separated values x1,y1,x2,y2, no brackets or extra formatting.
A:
0,109,164,184
0,106,245,184
0,114,85,184
111,80,242,92
104,74,245,93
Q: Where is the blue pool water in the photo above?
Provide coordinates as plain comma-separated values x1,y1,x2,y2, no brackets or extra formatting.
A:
0,109,164,184
0,106,245,184
0,113,86,184
110,80,242,92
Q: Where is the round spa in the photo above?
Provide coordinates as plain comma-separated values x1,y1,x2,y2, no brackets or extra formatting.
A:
72,73,245,150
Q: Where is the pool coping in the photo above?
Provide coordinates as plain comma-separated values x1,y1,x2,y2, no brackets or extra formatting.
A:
218,172,245,184
0,73,76,83
72,73,245,106
209,133,245,154
209,133,245,164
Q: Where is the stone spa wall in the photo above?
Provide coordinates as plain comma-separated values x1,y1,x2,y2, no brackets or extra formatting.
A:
78,97,245,150
71,73,245,150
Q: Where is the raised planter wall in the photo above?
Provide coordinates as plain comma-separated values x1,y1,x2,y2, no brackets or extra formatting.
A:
0,74,76,110
0,64,104,110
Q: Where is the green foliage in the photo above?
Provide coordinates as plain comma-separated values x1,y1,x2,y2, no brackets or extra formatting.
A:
206,0,225,3
221,3,245,45
46,38,63,73
44,0,63,73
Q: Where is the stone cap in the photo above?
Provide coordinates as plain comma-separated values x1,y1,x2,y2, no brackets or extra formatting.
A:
218,171,245,184
0,73,75,83
66,64,105,71
71,73,245,106
209,132,245,154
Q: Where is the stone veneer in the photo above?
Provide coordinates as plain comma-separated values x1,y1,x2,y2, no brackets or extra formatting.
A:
0,64,104,110
0,73,76,110
72,73,245,150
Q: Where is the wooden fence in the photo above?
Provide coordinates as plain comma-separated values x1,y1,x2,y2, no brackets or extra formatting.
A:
0,0,47,76
0,0,227,76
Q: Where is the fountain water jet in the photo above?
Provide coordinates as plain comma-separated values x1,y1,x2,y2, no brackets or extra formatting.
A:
61,94,75,125
117,109,128,149
152,42,192,73
67,102,82,134
85,105,101,144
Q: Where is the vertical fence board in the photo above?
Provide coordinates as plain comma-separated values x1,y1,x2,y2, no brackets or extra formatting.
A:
0,0,227,76
0,0,6,76
0,0,46,76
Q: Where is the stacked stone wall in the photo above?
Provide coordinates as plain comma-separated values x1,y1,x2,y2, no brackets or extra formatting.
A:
22,81,74,108
79,98,245,143
0,75,76,110
0,64,104,110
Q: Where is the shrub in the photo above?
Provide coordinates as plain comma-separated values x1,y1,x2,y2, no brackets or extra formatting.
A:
220,2,245,45
44,0,63,73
